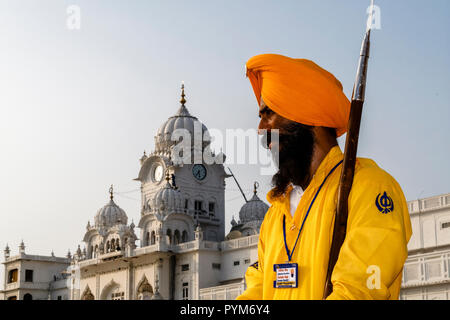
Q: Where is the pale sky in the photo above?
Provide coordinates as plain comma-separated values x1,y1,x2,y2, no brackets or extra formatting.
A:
0,0,449,287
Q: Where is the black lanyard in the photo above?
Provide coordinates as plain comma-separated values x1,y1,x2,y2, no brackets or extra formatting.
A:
282,160,343,262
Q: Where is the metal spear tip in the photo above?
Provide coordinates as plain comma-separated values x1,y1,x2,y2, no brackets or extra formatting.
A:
366,0,376,32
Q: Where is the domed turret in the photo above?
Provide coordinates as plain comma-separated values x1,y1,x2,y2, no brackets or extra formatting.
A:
152,172,183,215
238,182,269,224
94,185,128,229
154,83,210,154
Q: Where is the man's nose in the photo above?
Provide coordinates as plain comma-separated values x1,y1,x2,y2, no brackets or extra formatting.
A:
258,120,269,135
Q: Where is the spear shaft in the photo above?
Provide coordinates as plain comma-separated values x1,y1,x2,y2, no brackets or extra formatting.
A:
323,0,374,299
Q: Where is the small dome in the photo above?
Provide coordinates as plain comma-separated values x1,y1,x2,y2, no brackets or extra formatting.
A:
239,184,269,224
152,179,183,215
94,199,128,228
154,84,210,153
226,230,242,240
94,186,128,228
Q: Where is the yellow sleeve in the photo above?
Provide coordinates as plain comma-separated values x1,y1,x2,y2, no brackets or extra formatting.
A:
236,215,267,300
326,166,412,300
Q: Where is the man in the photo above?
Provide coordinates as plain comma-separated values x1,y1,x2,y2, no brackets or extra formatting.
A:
237,54,412,300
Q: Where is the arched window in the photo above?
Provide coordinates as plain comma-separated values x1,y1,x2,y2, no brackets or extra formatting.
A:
106,241,110,253
166,229,172,245
94,245,99,258
81,286,94,300
8,269,18,283
90,246,94,259
115,238,121,251
151,231,156,245
174,230,181,245
145,232,150,246
182,230,188,243
23,293,32,300
111,239,115,252
137,276,153,300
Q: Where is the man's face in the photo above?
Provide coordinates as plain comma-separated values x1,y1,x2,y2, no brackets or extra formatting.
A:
257,99,315,196
258,99,295,150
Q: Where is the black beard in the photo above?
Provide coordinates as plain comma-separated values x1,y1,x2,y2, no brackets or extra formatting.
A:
271,123,315,198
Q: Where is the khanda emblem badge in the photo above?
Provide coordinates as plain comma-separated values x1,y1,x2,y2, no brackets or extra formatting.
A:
375,192,394,214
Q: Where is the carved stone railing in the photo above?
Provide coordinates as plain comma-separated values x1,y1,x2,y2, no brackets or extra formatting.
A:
199,281,245,300
408,193,450,214
221,235,259,251
401,250,450,288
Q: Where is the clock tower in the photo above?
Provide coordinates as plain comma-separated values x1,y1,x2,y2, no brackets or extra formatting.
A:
135,85,229,247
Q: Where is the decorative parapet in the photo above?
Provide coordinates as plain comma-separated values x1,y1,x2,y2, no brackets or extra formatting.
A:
402,249,450,288
221,235,259,252
3,253,70,265
408,193,450,215
199,281,245,300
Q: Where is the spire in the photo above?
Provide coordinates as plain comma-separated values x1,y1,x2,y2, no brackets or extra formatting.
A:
164,169,173,189
140,150,148,165
66,249,72,259
4,243,10,258
109,184,114,200
175,82,192,117
253,181,259,195
180,81,186,106
19,240,25,254
76,245,82,256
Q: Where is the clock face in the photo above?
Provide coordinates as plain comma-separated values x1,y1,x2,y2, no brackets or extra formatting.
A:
153,164,164,182
192,164,207,181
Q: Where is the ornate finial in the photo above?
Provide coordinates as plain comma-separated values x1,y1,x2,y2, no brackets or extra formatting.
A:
180,81,186,106
171,173,177,189
140,151,148,165
51,250,55,257
109,185,114,200
165,169,171,183
19,239,25,253
4,243,10,258
253,181,260,195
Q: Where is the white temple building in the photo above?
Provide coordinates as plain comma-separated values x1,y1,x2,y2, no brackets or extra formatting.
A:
1,86,449,300
1,86,267,301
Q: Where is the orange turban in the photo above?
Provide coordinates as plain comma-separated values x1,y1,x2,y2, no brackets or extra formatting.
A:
246,54,350,137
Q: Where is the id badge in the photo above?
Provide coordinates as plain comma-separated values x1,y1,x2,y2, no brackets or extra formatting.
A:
273,263,298,288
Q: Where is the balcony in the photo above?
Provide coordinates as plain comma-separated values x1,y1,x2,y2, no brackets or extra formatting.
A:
402,249,450,288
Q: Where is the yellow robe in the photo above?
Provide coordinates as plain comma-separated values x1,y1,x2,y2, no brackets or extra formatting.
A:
237,146,412,300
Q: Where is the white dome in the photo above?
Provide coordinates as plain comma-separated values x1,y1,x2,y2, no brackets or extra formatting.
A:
154,85,210,153
239,193,269,224
95,198,128,229
152,180,183,215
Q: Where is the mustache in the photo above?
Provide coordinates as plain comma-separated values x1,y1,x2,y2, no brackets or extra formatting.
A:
261,129,299,149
